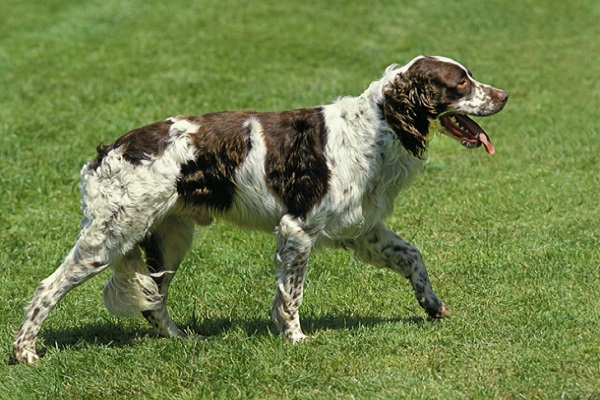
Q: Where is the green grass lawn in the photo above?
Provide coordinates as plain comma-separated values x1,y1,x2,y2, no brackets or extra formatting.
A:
1,0,599,398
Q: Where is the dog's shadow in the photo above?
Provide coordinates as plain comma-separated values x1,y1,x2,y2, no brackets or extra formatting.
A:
36,313,428,358
35,321,152,356
188,313,429,339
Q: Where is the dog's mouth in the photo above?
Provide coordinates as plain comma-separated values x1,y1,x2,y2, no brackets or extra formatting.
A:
439,113,495,155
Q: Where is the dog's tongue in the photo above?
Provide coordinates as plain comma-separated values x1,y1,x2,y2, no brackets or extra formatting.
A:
445,114,496,155
478,132,495,155
459,115,495,155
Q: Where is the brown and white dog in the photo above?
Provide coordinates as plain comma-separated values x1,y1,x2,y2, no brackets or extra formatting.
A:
13,56,507,364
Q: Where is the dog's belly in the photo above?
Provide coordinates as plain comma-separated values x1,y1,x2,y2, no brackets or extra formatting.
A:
224,189,283,233
218,187,393,242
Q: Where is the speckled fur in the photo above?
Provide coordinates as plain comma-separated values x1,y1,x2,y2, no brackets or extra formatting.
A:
13,56,507,364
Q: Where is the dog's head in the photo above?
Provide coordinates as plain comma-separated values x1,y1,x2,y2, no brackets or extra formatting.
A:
382,56,508,158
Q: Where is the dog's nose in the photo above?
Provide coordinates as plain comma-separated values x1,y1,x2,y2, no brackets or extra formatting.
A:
496,90,508,103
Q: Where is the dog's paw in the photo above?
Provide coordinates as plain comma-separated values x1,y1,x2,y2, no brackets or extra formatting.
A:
13,347,40,365
427,303,451,319
283,331,309,344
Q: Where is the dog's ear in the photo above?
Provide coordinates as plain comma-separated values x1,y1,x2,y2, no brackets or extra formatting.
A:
382,73,435,159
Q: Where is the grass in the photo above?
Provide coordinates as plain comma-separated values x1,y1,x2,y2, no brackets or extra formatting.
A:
1,0,599,398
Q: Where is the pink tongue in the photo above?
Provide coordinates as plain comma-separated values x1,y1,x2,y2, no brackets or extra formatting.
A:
479,133,495,155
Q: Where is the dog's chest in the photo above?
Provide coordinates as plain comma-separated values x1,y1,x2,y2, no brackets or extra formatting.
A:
320,133,424,238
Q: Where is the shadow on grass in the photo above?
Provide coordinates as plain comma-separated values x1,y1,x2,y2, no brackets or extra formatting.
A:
21,312,429,363
8,322,152,365
35,322,152,355
186,312,429,338
303,314,428,333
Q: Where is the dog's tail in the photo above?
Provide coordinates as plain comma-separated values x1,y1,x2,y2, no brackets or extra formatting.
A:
102,249,164,317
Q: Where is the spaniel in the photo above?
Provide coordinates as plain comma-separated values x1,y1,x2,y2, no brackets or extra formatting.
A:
13,56,507,364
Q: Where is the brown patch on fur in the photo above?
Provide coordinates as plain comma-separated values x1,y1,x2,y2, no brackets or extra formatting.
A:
408,57,476,111
176,108,329,217
382,75,435,159
176,112,253,212
383,56,474,158
261,107,330,218
140,232,165,286
91,120,174,169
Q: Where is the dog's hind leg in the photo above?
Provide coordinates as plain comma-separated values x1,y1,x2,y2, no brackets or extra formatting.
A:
14,181,179,364
137,216,196,338
13,230,120,365
349,222,450,319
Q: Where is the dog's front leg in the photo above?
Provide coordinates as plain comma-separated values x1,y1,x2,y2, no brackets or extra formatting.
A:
271,215,316,343
350,222,451,319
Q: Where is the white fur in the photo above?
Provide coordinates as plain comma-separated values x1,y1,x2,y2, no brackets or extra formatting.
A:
225,117,282,231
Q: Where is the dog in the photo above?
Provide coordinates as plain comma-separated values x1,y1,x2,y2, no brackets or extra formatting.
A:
13,56,507,364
